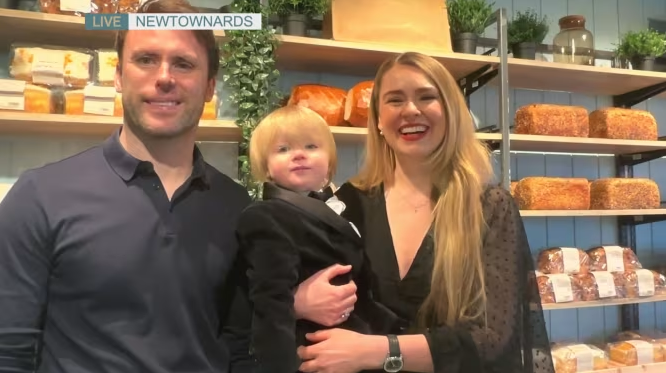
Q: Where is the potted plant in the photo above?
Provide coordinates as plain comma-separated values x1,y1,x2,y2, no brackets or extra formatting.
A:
268,0,330,37
616,29,666,71
507,9,548,59
447,0,494,54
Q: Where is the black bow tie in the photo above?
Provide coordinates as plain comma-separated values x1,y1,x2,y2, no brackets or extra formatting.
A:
307,186,334,202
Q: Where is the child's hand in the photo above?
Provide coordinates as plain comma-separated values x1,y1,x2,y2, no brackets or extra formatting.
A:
294,264,357,326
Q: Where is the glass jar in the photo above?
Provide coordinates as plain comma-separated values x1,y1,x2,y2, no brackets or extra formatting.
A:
552,15,595,66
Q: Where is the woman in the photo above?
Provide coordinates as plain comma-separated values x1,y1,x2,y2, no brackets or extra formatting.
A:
290,52,555,373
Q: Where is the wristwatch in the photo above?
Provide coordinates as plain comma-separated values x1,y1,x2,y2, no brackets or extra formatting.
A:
383,334,403,372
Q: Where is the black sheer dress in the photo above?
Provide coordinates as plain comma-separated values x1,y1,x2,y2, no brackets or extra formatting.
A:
334,182,556,373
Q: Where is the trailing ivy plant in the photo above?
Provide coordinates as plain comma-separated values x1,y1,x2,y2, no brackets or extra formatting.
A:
220,0,282,200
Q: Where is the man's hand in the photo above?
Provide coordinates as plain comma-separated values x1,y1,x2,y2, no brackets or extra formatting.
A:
294,264,357,327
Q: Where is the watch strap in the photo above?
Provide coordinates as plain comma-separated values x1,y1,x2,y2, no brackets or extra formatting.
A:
387,334,400,357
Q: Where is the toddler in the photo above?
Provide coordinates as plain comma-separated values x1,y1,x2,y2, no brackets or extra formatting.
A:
235,105,400,373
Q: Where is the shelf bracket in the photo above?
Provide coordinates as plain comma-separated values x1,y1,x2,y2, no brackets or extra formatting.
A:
618,207,666,226
458,64,498,98
612,81,666,108
617,148,666,167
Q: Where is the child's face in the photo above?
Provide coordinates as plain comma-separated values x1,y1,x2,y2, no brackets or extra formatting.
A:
267,135,330,192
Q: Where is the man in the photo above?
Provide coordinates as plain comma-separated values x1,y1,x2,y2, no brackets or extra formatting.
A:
0,0,251,372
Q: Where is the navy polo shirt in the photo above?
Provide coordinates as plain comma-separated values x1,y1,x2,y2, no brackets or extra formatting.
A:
0,128,251,373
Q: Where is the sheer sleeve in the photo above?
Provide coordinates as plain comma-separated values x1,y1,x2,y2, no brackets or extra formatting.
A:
424,186,555,373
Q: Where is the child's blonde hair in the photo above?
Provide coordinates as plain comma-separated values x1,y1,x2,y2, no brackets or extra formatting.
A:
249,105,338,184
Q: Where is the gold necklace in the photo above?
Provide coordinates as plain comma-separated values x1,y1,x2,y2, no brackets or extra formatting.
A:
385,188,431,213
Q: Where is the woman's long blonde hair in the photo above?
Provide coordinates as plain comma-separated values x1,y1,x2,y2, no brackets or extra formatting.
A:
351,52,495,327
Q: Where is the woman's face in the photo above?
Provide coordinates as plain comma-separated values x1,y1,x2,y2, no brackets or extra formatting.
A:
377,64,446,160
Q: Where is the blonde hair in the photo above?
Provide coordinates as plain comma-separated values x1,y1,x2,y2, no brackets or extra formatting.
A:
249,105,338,183
351,52,495,327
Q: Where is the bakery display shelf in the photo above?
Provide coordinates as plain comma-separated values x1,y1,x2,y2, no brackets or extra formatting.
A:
520,209,666,217
0,113,498,144
509,134,666,155
271,34,498,79
0,9,117,50
507,58,666,99
332,126,501,143
0,9,497,80
542,294,666,311
0,112,240,141
578,361,666,373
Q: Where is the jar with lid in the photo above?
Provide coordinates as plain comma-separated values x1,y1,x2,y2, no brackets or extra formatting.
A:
552,15,595,65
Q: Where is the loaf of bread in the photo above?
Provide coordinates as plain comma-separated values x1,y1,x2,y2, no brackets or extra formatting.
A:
288,84,347,126
514,104,589,137
117,0,140,12
10,46,92,88
39,0,118,15
537,247,591,274
537,273,583,303
0,83,55,113
64,88,122,116
201,94,218,120
573,272,625,300
589,107,658,141
612,331,666,352
551,344,608,373
586,246,642,272
607,340,665,365
510,181,518,196
514,177,590,210
344,80,373,127
589,178,660,210
618,269,666,298
95,50,118,86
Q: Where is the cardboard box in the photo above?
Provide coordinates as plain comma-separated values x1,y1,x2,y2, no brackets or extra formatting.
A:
322,0,452,53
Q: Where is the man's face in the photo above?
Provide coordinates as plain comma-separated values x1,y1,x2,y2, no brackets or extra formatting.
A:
115,30,215,139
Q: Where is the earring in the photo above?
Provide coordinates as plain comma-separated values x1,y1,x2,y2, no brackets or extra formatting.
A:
379,129,383,135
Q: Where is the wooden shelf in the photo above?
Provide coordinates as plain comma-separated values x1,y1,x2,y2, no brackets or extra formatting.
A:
0,9,497,79
0,9,227,50
0,9,116,50
508,58,666,98
542,295,666,310
579,362,666,373
0,113,503,144
520,209,666,217
0,113,240,141
332,126,501,143
509,134,666,155
272,35,498,78
5,8,666,98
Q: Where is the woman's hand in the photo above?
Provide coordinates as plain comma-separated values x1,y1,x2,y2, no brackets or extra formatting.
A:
294,264,358,326
297,329,387,373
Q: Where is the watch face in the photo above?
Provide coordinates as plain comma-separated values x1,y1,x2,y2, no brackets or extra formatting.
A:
384,356,403,372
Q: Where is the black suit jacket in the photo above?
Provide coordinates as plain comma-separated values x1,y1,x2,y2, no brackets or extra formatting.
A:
229,182,400,373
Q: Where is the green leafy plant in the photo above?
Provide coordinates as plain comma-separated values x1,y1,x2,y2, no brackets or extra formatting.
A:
220,0,282,200
447,0,495,35
268,0,329,17
616,29,666,58
507,9,549,46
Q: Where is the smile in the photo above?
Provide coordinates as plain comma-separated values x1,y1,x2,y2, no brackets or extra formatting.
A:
146,101,181,106
399,125,428,134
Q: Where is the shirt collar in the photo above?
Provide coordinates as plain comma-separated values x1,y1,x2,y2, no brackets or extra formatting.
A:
102,127,209,187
